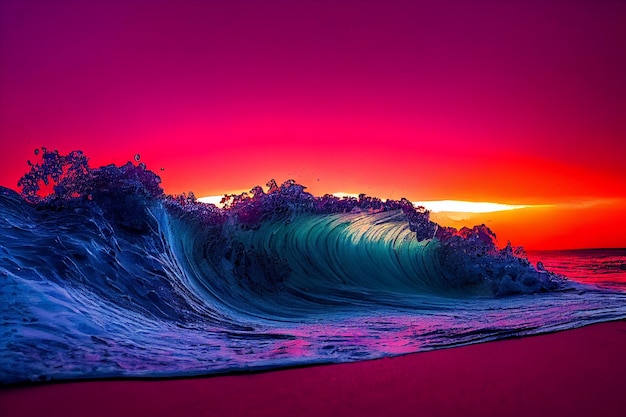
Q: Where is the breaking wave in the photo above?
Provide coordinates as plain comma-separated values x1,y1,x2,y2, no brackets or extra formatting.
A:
2,148,625,383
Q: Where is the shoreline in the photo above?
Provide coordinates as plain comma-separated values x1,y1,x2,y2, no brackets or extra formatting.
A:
2,320,625,417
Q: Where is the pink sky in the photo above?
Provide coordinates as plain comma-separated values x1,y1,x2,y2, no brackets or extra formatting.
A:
1,0,625,249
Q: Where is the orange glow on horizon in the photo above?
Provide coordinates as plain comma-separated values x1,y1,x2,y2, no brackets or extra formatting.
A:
195,185,626,251
1,1,625,251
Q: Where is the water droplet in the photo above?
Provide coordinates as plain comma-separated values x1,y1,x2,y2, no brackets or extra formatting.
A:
160,167,165,171
138,162,146,170
34,148,40,155
134,153,141,162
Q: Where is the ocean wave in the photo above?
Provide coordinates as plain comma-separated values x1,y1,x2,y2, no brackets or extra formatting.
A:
1,148,625,383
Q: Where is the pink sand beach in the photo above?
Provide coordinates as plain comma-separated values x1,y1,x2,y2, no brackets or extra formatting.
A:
2,320,625,417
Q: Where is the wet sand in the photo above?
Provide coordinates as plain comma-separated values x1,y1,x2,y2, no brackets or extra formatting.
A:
2,320,625,417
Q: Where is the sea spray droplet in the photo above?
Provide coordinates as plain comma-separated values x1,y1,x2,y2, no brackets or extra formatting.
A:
134,153,141,162
34,148,40,155
160,167,165,171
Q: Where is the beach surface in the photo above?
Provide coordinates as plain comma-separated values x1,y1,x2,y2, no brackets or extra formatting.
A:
2,320,625,417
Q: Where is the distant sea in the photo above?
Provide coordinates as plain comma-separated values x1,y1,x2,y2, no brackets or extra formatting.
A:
528,249,626,290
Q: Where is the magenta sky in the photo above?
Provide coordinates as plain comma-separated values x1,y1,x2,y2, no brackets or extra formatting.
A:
1,0,625,248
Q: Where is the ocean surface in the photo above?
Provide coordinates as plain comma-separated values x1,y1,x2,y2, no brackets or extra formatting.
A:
527,249,626,291
2,149,625,384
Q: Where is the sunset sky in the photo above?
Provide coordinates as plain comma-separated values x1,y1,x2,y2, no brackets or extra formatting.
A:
1,0,625,249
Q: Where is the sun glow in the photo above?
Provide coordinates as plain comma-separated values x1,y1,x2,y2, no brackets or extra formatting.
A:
413,200,542,213
197,195,226,206
198,193,546,214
